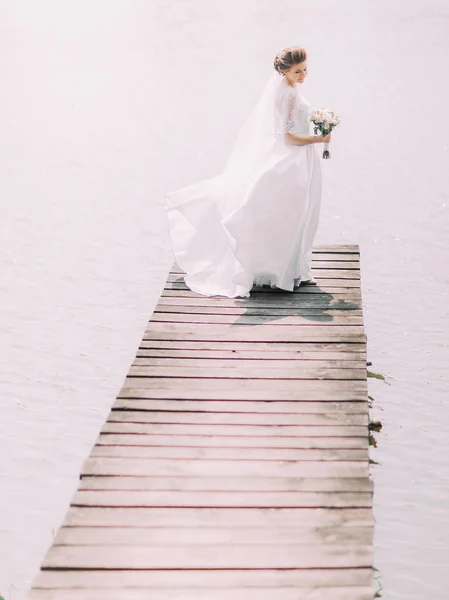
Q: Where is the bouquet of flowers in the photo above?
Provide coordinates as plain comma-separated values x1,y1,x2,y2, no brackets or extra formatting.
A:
309,108,340,159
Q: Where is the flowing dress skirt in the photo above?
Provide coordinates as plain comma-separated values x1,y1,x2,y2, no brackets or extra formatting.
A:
165,142,322,298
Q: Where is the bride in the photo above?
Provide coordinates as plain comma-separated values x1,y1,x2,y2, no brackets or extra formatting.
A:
165,46,331,298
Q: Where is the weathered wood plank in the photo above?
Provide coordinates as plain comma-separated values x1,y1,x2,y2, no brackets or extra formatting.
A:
81,457,368,478
90,444,368,462
63,506,373,529
32,567,373,589
28,586,374,600
139,340,367,353
155,304,362,315
79,475,373,492
158,294,362,308
144,323,366,343
311,251,360,258
96,433,368,449
162,290,362,300
107,409,368,427
71,489,371,508
101,422,368,438
133,384,366,399
137,349,366,362
54,524,372,546
309,245,359,251
109,399,368,414
132,351,366,374
164,286,361,296
120,377,368,392
118,389,367,401
42,543,372,570
128,365,367,380
151,312,364,325
310,254,360,261
146,322,365,334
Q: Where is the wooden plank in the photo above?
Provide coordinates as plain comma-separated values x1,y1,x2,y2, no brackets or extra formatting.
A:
118,389,367,401
150,312,364,325
165,284,362,295
128,365,367,380
71,489,371,508
133,356,368,369
90,445,369,462
79,476,373,492
137,349,366,361
96,433,368,449
139,340,367,353
155,305,362,315
28,586,374,600
145,322,365,335
310,255,360,261
63,506,374,527
144,323,366,343
158,295,362,308
109,399,369,414
143,321,365,342
101,422,368,438
311,255,360,261
162,289,362,299
120,377,368,392
311,245,359,251
120,375,368,396
107,409,368,427
32,567,373,589
42,543,372,570
54,524,372,546
312,252,360,259
164,280,361,292
81,457,368,478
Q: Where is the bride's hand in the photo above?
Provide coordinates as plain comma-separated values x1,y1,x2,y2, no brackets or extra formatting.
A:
321,132,332,143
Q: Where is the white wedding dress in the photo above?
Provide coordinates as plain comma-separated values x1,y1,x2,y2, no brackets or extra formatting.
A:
165,74,322,298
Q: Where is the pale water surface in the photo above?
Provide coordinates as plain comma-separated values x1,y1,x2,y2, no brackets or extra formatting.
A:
0,1,448,598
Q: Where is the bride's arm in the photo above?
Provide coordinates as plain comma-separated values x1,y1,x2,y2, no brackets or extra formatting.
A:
285,132,323,146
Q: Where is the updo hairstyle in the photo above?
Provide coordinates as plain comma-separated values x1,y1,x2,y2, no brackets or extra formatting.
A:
273,47,307,74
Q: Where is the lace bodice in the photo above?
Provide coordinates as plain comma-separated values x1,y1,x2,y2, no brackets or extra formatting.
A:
276,83,311,137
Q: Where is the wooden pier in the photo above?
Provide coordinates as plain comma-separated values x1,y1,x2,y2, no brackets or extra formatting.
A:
29,244,374,600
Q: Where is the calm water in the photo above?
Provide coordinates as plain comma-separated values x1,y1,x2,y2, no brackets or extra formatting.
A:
1,1,448,598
